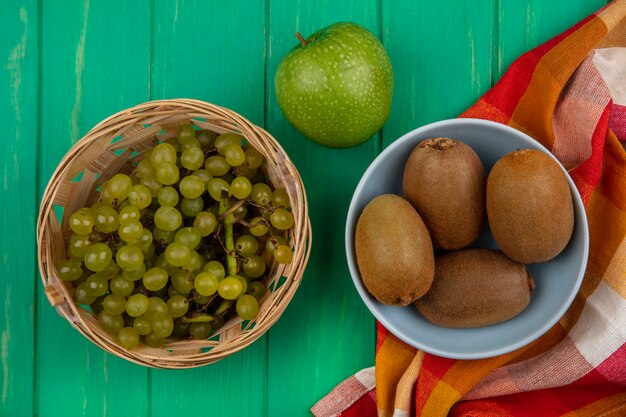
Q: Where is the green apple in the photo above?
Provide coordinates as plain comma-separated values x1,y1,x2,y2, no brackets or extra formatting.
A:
275,22,393,148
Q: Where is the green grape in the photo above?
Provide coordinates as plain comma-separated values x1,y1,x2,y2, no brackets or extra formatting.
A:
182,250,203,272
193,211,217,237
144,297,168,321
235,165,258,180
230,176,252,199
154,206,182,231
196,130,218,149
272,188,290,208
180,197,204,217
84,243,113,272
108,173,133,200
205,155,230,177
172,321,190,339
218,276,244,300
69,208,95,235
215,133,243,154
143,267,169,291
164,137,182,152
224,144,245,166
116,245,143,271
270,208,294,230
119,205,141,224
140,175,163,197
103,294,127,315
181,138,201,152
203,261,225,280
98,311,124,335
189,322,212,339
164,242,191,267
243,255,265,278
157,186,179,207
118,220,143,243
233,204,248,219
274,245,294,264
153,227,175,244
235,235,259,256
156,162,180,185
142,243,155,259
180,147,204,171
94,205,119,233
118,327,139,349
194,272,218,296
144,332,165,347
177,124,196,143
193,292,212,305
75,282,96,305
56,259,83,281
251,170,267,186
251,183,272,206
174,227,201,249
100,182,115,205
133,316,152,335
171,268,194,294
136,159,156,178
244,148,263,169
154,254,177,276
248,217,269,237
152,316,174,338
110,275,134,296
234,275,248,296
150,142,177,166
125,293,150,317
265,236,287,254
100,261,121,279
127,184,152,209
167,295,189,318
236,294,259,320
123,263,145,281
131,228,153,251
179,175,205,199
191,169,212,188
207,178,230,201
247,281,266,300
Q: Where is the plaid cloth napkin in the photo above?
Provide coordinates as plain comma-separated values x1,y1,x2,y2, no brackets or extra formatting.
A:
313,1,626,416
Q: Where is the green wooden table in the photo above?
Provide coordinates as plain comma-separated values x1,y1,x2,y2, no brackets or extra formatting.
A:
0,1,609,415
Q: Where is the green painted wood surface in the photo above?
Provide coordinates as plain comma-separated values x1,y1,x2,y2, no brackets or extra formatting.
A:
0,1,610,416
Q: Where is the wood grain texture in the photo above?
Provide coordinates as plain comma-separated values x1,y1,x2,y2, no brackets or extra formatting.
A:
0,1,37,415
149,2,268,416
265,1,379,415
382,0,495,144
0,1,607,415
37,1,150,416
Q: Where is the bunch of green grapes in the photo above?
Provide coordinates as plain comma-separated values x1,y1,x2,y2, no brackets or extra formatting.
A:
56,125,296,350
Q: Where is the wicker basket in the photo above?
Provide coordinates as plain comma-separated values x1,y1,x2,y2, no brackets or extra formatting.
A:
37,99,311,369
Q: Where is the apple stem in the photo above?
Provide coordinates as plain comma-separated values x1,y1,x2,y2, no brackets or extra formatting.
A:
295,32,308,46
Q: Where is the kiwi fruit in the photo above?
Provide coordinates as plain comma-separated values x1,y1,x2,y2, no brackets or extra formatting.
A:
402,137,486,250
415,249,534,328
355,194,435,306
486,149,574,263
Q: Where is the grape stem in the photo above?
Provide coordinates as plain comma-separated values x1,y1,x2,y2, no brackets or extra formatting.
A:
216,299,232,315
181,314,215,323
219,191,238,277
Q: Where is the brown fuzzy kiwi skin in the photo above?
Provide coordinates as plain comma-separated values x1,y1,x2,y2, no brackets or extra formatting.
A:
355,194,435,306
486,149,574,263
415,249,534,328
402,137,486,250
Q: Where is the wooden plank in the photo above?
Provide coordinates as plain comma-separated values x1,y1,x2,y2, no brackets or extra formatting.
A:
37,1,151,416
0,1,37,415
149,2,268,416
265,1,380,415
382,0,495,144
498,0,608,77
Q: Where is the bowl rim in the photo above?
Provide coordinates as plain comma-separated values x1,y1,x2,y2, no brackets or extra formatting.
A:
345,118,589,359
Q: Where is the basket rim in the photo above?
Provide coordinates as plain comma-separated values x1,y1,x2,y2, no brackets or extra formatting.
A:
37,98,312,369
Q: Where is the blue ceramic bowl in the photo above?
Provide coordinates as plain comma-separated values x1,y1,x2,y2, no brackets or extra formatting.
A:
345,119,589,359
